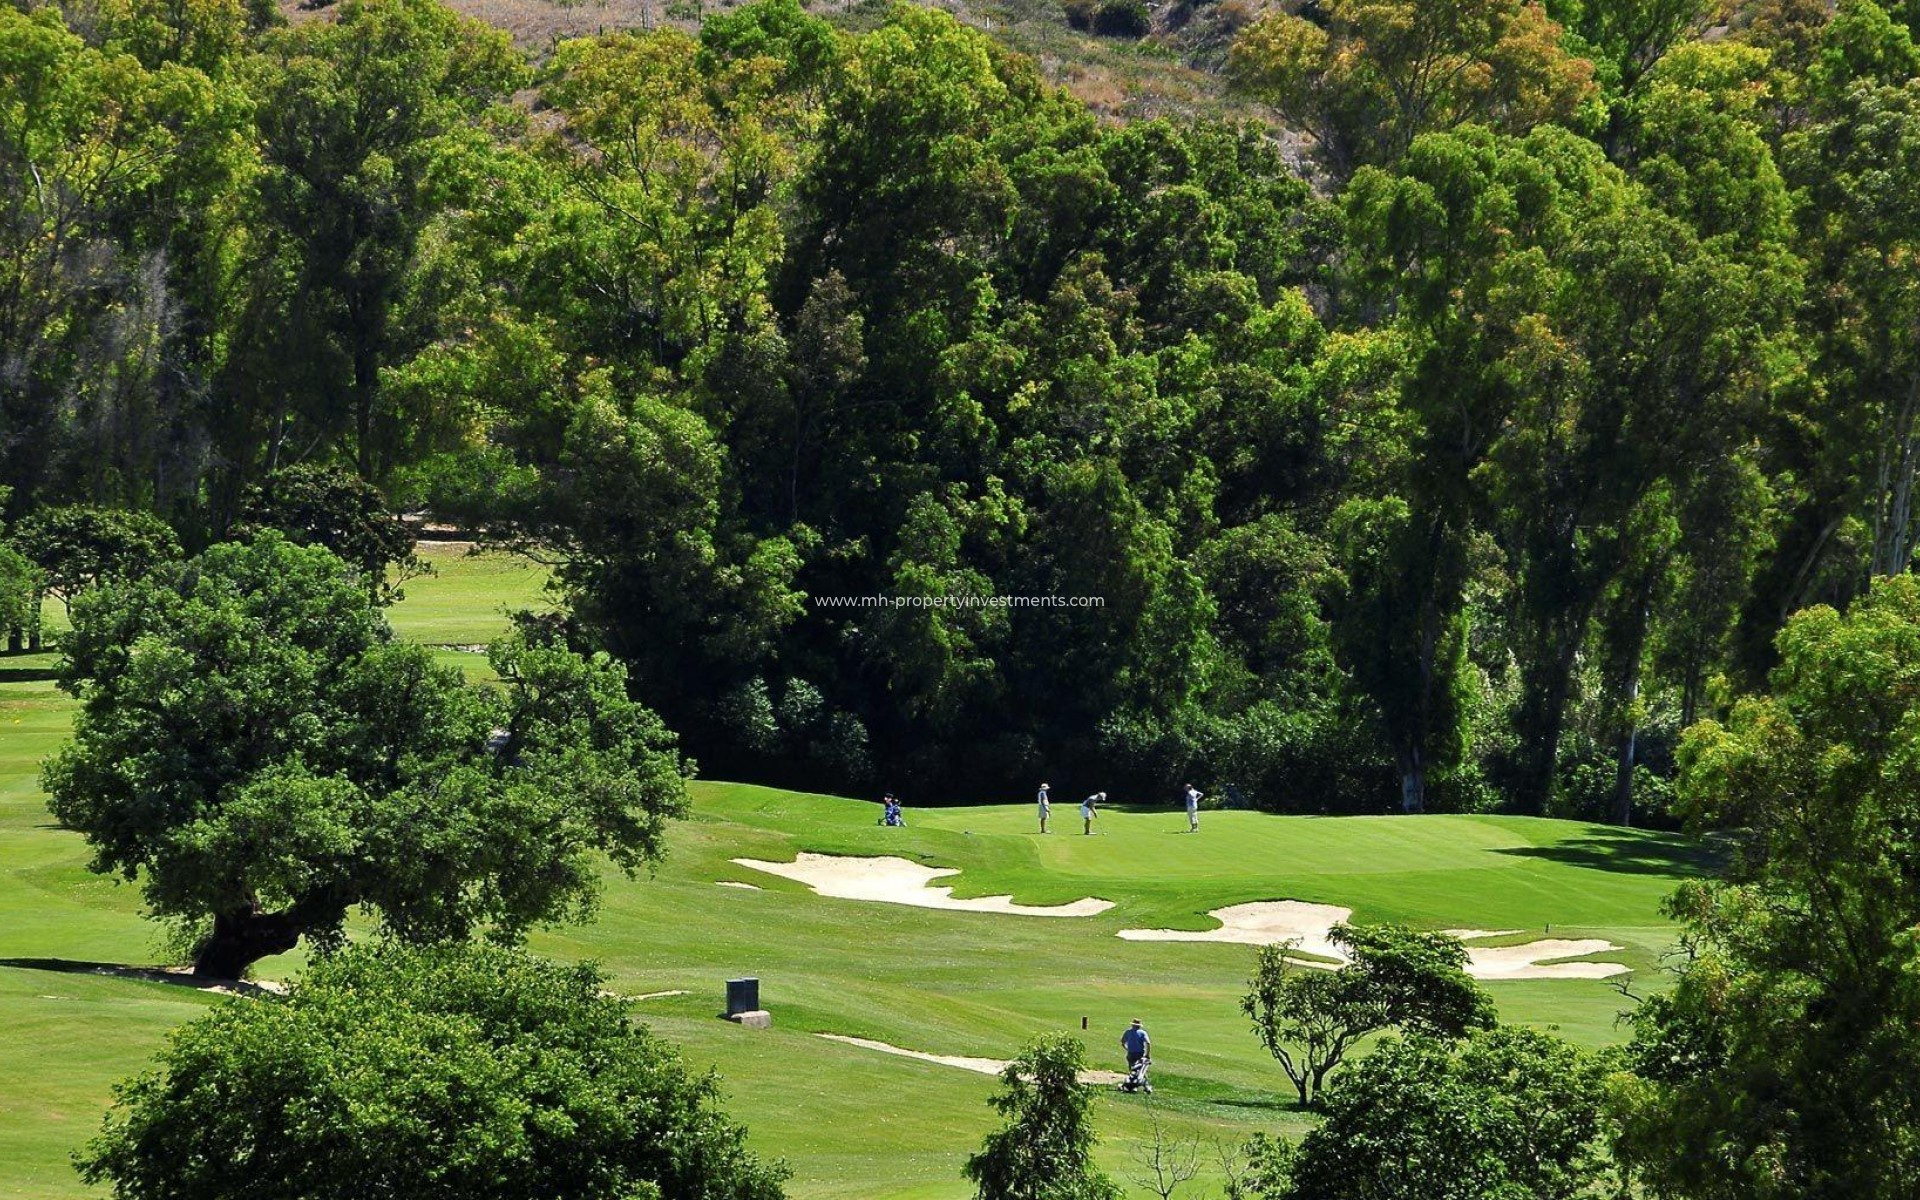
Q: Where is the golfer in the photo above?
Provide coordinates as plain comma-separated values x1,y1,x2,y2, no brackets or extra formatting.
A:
1038,783,1052,834
1081,791,1103,835
1184,783,1203,832
1121,1018,1151,1071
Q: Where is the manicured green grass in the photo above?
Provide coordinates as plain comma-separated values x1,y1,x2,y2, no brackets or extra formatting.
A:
0,548,1703,1198
386,540,554,646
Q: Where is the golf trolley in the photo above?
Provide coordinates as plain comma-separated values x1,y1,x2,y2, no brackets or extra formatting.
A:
1118,1056,1152,1094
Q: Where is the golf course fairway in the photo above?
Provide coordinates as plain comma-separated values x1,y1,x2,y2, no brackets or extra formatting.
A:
0,546,1710,1199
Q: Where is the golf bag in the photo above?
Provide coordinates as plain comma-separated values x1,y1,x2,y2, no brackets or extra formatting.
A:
1119,1056,1152,1094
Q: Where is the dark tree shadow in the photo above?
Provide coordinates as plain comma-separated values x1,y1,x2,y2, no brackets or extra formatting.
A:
0,956,284,997
0,665,57,683
1495,830,1724,878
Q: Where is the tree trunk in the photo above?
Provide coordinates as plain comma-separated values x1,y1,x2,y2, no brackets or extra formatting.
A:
1612,707,1638,828
353,339,379,480
1398,745,1426,814
1513,632,1584,816
192,907,303,980
1870,369,1920,578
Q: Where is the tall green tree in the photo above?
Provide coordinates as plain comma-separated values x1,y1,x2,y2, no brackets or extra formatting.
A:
44,534,687,977
235,0,524,480
0,2,249,514
1613,574,1920,1197
1227,0,1595,174
1242,925,1495,1105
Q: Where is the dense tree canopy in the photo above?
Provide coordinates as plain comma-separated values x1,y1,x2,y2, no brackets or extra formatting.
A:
1611,575,1920,1198
44,534,687,977
6,0,1920,823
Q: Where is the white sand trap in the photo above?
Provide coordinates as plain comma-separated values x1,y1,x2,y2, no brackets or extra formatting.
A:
818,1034,1126,1085
1465,939,1626,980
633,989,689,1001
731,853,1113,917
1118,900,1354,961
715,881,762,890
1117,903,1628,980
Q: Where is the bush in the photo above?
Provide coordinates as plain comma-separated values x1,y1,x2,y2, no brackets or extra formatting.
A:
79,942,788,1200
1279,1028,1611,1200
1091,0,1150,36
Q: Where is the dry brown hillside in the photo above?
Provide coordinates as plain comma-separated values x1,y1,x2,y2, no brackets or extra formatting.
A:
284,0,1288,123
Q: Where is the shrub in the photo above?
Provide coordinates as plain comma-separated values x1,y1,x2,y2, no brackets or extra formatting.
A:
1092,0,1150,36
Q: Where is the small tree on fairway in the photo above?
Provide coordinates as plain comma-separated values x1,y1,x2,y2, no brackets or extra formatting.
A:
43,534,687,978
964,1034,1122,1200
1241,924,1493,1105
78,941,789,1200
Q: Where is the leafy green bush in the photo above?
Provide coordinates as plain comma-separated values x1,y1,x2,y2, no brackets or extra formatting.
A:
79,942,788,1200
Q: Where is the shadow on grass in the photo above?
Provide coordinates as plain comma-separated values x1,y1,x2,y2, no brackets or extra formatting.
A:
1495,830,1724,878
0,956,283,997
0,665,57,683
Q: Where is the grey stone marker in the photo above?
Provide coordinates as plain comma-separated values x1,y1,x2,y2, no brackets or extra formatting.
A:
724,977,770,1028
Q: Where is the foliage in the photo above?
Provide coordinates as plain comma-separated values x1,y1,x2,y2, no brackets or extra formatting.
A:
1227,0,1595,172
963,1034,1122,1200
42,534,687,977
9,505,181,608
1611,573,1920,1198
1092,0,1151,38
3,0,1918,825
1240,924,1493,1105
77,941,788,1200
1259,1028,1612,1200
0,540,36,645
237,463,426,600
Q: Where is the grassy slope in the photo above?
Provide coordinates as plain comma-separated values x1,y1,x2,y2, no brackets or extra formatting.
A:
0,547,1700,1199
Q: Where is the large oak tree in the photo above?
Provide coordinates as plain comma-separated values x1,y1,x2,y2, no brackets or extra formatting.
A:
44,533,687,978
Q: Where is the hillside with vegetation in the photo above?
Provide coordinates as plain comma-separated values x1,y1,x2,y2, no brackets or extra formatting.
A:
4,0,1920,1194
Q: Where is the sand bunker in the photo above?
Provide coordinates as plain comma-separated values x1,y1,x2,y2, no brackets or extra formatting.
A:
1118,902,1628,980
715,881,762,890
731,853,1113,917
1118,900,1353,959
818,1034,1125,1085
1464,939,1626,980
